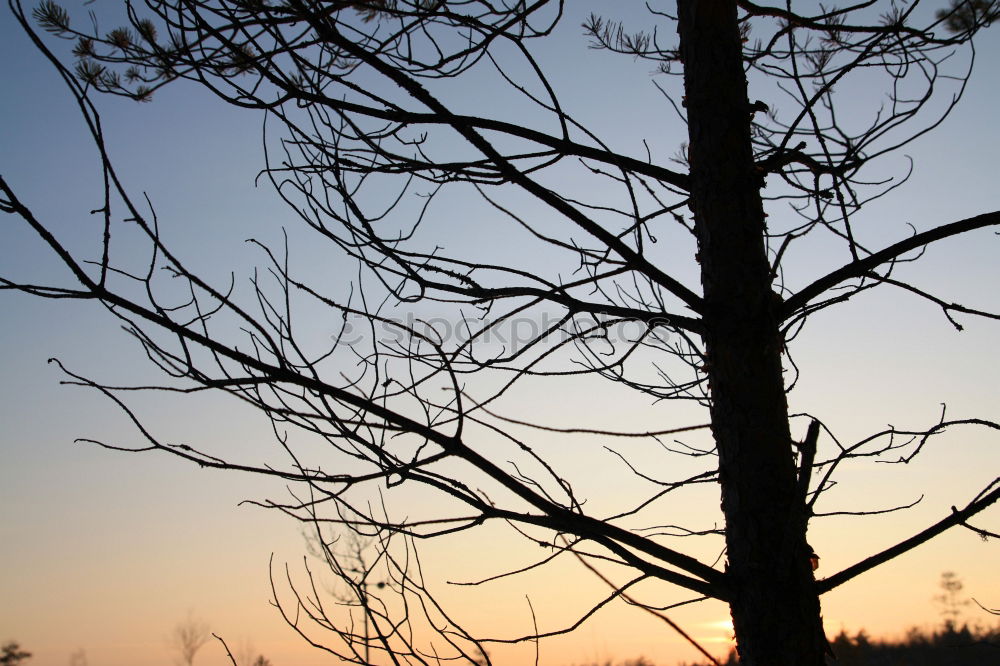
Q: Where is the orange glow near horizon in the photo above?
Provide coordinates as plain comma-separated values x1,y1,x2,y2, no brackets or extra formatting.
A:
699,619,735,644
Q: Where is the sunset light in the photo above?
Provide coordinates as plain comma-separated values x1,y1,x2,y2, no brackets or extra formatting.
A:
2,1,999,665
700,620,736,644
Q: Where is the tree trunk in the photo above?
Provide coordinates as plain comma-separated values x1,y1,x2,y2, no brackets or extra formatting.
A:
676,2,826,664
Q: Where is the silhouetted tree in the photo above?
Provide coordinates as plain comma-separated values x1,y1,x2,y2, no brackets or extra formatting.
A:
934,571,972,630
936,0,1000,31
824,622,1000,666
4,2,1000,665
0,643,31,666
172,613,210,666
232,639,271,666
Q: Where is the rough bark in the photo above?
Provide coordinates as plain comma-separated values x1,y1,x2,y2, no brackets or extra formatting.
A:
677,2,826,664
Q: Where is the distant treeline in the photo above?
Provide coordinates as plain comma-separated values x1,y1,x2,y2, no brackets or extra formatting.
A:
819,623,1000,666
574,622,1000,666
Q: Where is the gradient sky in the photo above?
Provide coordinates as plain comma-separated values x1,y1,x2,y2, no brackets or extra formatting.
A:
2,2,999,665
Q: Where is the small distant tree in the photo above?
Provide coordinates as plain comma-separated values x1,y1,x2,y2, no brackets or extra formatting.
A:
68,649,87,666
302,528,394,665
934,571,972,630
172,613,210,666
0,643,31,666
233,639,255,666
232,639,271,666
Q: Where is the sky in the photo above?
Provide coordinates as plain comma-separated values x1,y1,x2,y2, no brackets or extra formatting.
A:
1,2,999,665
